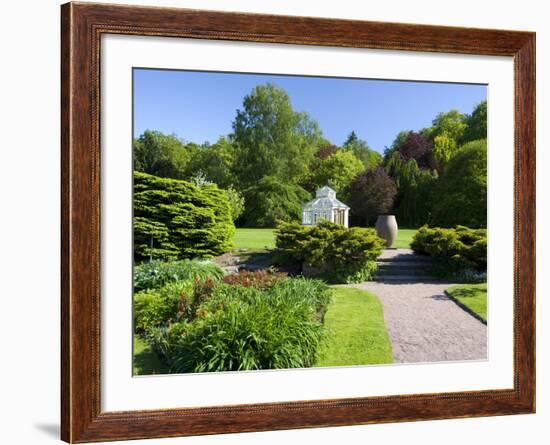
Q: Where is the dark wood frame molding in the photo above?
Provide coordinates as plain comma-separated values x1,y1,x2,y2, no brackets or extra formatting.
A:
61,2,536,442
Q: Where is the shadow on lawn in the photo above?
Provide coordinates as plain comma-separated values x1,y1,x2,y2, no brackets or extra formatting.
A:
447,286,481,300
134,340,168,376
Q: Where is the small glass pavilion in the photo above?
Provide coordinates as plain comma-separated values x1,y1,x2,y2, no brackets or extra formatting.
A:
302,186,349,228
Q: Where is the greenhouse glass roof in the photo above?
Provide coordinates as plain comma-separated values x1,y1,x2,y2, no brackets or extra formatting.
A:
302,186,350,211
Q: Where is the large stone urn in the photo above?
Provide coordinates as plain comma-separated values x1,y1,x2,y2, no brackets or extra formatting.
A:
375,215,398,248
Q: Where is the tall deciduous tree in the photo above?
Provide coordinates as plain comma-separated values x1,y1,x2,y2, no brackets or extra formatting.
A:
232,84,323,189
242,176,311,227
185,137,235,188
462,101,487,144
316,144,338,160
347,166,397,226
314,149,363,193
133,130,194,179
385,153,438,227
433,134,458,172
429,109,468,144
432,139,487,228
396,131,434,170
343,131,382,169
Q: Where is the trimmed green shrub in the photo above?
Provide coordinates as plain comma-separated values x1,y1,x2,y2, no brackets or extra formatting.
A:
275,221,384,283
134,171,235,261
133,259,224,293
411,225,487,274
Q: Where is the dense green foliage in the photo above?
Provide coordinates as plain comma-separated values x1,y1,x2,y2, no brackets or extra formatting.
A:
428,109,468,145
133,259,224,292
433,134,458,172
138,274,332,373
184,137,235,188
133,260,225,334
385,153,438,227
431,140,487,228
342,131,382,170
381,101,487,228
411,225,487,274
168,283,325,372
134,280,192,335
462,101,487,144
132,251,335,373
232,84,323,189
133,84,487,230
224,186,245,223
134,172,235,261
133,130,193,179
242,176,310,227
275,221,384,283
313,149,364,192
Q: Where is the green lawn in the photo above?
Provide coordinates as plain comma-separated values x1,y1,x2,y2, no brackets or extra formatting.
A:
315,287,393,367
233,227,417,251
233,228,276,250
393,228,418,249
133,335,168,376
446,283,487,322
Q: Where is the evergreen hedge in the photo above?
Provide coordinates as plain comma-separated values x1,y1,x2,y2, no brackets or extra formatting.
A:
411,225,487,272
134,172,235,261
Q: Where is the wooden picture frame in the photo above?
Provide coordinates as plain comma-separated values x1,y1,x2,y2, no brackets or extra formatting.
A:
61,2,535,442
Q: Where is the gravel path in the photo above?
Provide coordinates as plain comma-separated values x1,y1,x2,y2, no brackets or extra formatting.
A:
351,281,487,363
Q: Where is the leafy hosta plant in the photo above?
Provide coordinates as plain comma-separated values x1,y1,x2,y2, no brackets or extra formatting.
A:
134,259,224,292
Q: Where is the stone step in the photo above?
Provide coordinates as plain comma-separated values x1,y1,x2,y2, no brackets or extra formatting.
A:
376,275,438,282
377,261,433,269
377,268,434,276
377,255,434,264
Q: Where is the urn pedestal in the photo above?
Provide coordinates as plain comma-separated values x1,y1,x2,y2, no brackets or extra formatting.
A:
375,215,398,248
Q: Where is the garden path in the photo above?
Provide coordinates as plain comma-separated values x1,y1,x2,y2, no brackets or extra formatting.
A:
349,249,487,363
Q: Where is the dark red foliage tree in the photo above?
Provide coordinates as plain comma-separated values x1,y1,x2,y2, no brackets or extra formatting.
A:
397,131,434,169
316,144,338,160
348,166,397,226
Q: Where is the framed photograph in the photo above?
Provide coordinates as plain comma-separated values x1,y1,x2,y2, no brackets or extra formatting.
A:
61,2,535,442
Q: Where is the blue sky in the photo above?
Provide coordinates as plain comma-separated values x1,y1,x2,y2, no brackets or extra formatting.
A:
133,69,486,153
